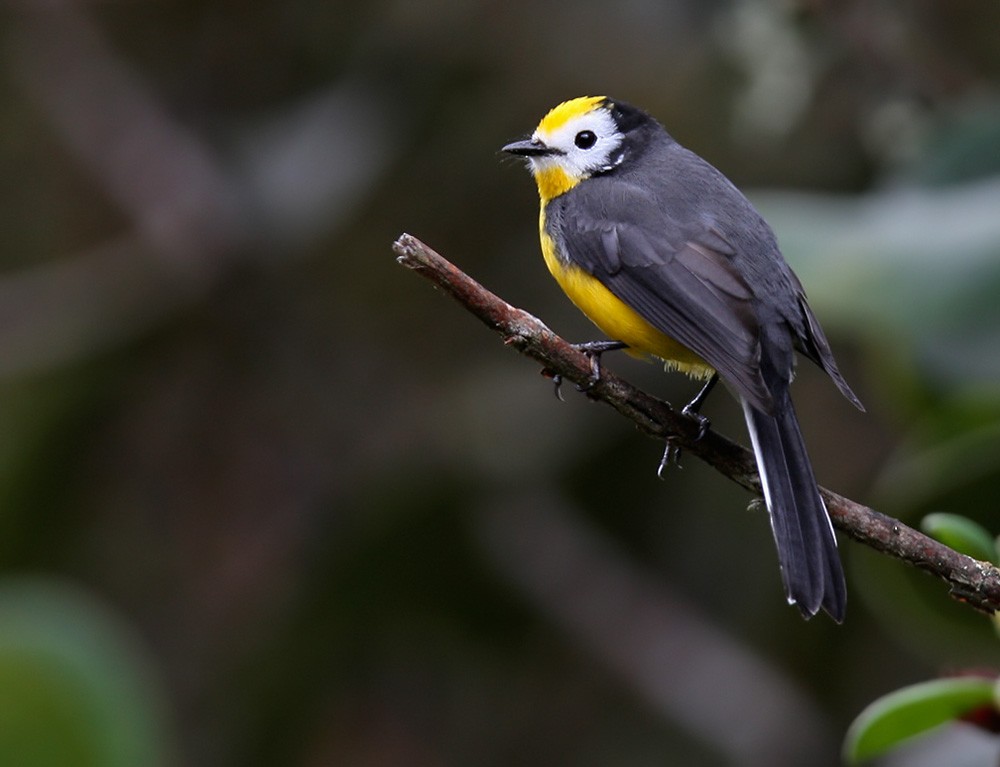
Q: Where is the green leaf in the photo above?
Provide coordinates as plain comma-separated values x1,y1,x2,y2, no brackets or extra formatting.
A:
921,513,998,564
843,676,996,763
0,578,174,767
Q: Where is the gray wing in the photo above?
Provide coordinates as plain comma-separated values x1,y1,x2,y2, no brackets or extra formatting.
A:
553,180,776,413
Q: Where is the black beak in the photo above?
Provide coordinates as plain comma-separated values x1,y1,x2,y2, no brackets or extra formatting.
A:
501,137,554,157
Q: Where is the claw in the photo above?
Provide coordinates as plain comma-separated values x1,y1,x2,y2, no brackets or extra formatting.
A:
573,340,627,390
541,368,566,401
683,406,711,441
552,373,565,401
658,439,683,477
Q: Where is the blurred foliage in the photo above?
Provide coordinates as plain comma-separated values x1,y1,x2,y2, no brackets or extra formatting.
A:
840,511,1000,765
0,579,173,767
843,676,998,764
0,1,999,765
921,513,998,566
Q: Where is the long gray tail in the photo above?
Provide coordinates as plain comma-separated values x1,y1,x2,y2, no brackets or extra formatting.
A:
741,397,846,621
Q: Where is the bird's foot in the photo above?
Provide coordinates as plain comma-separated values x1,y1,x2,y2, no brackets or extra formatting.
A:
548,340,627,398
657,374,718,477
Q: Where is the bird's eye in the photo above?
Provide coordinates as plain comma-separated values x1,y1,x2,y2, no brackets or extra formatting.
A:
574,130,597,149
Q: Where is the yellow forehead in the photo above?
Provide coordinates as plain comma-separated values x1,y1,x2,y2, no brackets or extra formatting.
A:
536,96,607,136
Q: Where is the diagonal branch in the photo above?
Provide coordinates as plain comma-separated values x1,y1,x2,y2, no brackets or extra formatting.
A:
393,232,1000,614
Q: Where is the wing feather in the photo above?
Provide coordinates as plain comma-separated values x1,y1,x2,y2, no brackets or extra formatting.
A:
553,181,774,412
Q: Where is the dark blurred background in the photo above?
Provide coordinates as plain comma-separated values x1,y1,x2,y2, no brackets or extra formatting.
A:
2,1,1000,766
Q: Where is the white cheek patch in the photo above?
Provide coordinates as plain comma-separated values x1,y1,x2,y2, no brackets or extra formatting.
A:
534,109,624,178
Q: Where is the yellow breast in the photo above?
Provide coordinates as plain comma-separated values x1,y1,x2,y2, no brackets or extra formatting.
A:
539,221,714,379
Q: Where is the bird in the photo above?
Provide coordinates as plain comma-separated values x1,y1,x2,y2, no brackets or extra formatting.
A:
502,96,864,621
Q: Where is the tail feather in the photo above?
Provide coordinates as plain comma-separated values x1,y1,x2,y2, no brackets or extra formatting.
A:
741,397,846,621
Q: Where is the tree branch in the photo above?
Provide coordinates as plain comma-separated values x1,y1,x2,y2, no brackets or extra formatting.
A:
393,232,1000,614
